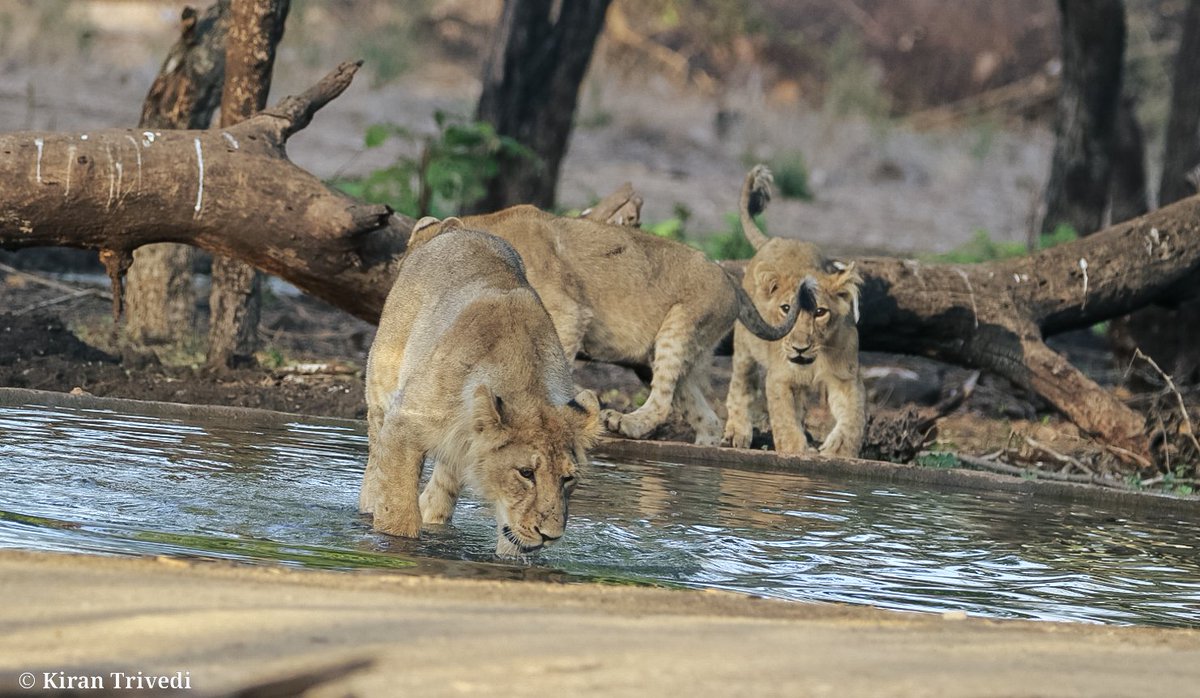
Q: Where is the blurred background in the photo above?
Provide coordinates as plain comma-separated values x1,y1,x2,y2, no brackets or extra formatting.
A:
7,0,1186,258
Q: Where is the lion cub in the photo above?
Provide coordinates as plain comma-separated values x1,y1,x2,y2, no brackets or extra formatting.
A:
429,206,808,447
722,166,866,457
360,221,600,557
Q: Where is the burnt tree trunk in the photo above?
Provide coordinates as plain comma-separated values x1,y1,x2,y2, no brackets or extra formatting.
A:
1108,95,1149,224
5,64,1200,461
124,2,229,344
1042,0,1126,236
1111,0,1200,385
1159,0,1200,207
469,0,611,212
206,0,288,369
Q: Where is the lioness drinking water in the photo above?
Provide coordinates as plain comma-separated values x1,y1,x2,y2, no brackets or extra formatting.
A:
360,221,600,556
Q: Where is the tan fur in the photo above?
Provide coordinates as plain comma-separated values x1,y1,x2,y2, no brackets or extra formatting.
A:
418,206,800,446
361,224,600,557
723,166,866,457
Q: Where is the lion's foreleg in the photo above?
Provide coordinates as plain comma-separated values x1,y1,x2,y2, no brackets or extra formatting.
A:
369,414,425,538
766,370,810,453
722,334,757,449
419,459,461,525
820,376,866,458
359,392,388,514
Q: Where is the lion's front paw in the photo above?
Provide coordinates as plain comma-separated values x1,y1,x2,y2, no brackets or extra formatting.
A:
722,424,752,449
601,408,625,435
419,490,455,526
602,408,656,439
372,505,421,538
774,430,813,454
819,429,862,458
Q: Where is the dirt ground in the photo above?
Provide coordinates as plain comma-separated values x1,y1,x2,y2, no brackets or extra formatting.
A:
2,549,1199,697
0,267,1122,467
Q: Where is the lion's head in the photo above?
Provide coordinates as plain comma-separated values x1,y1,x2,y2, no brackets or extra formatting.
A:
748,240,862,368
466,384,601,556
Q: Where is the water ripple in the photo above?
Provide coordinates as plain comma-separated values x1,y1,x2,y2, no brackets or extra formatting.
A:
2,403,1199,627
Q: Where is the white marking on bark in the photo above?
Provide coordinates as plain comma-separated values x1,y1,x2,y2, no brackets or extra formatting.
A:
1013,273,1021,283
115,162,124,203
142,131,156,147
64,145,77,198
193,137,205,218
954,268,979,329
80,134,88,140
1079,258,1089,310
104,144,116,210
222,132,240,149
33,137,44,183
124,135,143,190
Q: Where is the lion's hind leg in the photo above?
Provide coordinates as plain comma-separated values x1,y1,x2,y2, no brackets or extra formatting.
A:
602,305,695,440
675,360,723,446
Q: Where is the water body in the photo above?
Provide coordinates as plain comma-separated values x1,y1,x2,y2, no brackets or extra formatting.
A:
1,401,1198,627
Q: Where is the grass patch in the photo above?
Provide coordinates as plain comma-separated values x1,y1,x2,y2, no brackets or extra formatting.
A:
932,224,1078,264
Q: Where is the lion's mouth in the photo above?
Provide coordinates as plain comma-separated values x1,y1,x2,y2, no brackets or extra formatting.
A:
501,525,544,554
788,353,816,365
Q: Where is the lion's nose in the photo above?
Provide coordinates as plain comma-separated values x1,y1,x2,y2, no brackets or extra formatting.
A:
534,526,562,543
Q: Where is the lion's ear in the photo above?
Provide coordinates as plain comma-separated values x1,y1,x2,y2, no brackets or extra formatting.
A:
472,384,506,434
567,389,601,444
441,217,465,230
830,262,863,323
409,216,443,248
754,269,780,297
413,216,440,233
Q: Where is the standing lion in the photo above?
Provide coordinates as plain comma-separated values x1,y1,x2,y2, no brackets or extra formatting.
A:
361,221,600,557
410,208,809,446
722,166,866,457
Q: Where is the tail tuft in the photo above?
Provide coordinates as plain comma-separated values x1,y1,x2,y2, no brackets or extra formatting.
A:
745,165,773,218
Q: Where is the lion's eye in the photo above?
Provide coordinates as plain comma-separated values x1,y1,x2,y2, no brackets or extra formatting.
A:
518,467,535,481
814,307,829,318
780,303,791,314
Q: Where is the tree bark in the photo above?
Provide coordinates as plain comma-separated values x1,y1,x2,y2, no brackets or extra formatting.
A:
125,2,229,345
1159,0,1200,208
469,0,612,212
1108,95,1149,224
206,0,288,369
6,63,1200,461
1042,0,1126,236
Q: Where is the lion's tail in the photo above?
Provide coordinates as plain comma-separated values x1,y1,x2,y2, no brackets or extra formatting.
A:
730,272,816,341
739,164,773,251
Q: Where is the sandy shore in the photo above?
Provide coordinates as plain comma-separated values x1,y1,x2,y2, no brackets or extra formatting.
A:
1,550,1197,697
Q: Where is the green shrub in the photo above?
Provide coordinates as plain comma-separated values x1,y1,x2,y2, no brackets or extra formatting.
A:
332,112,536,218
769,153,812,200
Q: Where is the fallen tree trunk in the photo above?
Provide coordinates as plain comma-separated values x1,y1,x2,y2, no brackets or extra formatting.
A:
2,63,1198,459
0,62,410,325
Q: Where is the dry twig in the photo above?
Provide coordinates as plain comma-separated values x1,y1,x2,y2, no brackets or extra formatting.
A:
1131,348,1200,458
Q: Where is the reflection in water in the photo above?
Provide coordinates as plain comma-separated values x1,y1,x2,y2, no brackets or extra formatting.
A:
1,403,1199,627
